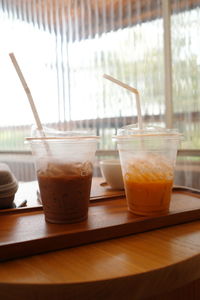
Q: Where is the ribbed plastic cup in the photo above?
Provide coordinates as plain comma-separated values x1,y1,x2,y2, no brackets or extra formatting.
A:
27,131,99,224
113,125,182,216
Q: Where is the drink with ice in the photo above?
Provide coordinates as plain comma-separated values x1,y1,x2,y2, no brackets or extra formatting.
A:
115,125,181,216
103,75,181,216
124,154,174,215
27,131,99,224
37,161,93,223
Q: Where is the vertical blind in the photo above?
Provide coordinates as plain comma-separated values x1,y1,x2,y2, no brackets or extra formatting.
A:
0,0,200,151
172,0,200,149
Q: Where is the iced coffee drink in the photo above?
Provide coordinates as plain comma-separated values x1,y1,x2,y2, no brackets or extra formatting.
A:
27,131,99,224
37,161,93,223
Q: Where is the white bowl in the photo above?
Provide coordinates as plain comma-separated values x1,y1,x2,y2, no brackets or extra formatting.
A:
99,159,124,190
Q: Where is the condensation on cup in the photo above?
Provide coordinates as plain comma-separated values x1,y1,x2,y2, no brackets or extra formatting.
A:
114,124,182,216
27,127,99,224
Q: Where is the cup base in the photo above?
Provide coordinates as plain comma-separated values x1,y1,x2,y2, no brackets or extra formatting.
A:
128,207,169,217
45,214,88,224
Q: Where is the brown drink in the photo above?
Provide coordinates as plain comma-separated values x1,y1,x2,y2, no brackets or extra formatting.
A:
37,162,92,223
27,133,99,224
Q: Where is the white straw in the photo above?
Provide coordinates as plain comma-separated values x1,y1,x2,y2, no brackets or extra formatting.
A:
103,74,143,129
9,53,44,134
9,53,51,155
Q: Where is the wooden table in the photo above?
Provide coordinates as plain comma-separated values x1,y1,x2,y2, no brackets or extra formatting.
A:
0,179,200,300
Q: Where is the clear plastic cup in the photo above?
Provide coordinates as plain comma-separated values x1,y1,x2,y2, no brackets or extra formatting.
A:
27,130,99,224
114,125,182,216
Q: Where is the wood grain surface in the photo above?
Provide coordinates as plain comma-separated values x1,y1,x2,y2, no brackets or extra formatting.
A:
0,179,200,299
0,220,200,299
1,190,200,262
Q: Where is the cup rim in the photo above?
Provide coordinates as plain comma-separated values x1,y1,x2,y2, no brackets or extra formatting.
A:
113,124,183,140
26,136,100,141
113,133,183,140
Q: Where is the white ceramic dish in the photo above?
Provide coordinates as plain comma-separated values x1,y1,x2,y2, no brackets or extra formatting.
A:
99,159,124,190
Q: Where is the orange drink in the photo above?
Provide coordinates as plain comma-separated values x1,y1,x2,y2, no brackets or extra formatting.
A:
124,156,174,215
114,125,181,216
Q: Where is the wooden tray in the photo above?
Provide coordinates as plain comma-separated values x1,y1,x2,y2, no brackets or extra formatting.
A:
0,186,200,262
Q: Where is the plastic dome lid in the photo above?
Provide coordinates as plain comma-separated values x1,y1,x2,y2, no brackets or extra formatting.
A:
113,124,182,140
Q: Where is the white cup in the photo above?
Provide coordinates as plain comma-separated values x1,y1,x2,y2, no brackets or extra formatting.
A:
99,159,124,190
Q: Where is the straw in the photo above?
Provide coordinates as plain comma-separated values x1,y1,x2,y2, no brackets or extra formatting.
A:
9,53,45,135
103,74,143,130
9,52,51,155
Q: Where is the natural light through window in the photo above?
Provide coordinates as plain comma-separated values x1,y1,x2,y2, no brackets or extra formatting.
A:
0,2,199,152
0,12,164,125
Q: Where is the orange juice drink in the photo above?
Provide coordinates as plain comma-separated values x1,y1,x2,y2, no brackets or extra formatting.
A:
114,125,181,217
124,155,174,216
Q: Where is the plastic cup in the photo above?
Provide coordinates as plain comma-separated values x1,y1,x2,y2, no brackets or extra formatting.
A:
114,125,182,216
27,133,99,224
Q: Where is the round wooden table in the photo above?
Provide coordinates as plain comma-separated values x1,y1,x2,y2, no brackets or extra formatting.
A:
0,219,200,299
